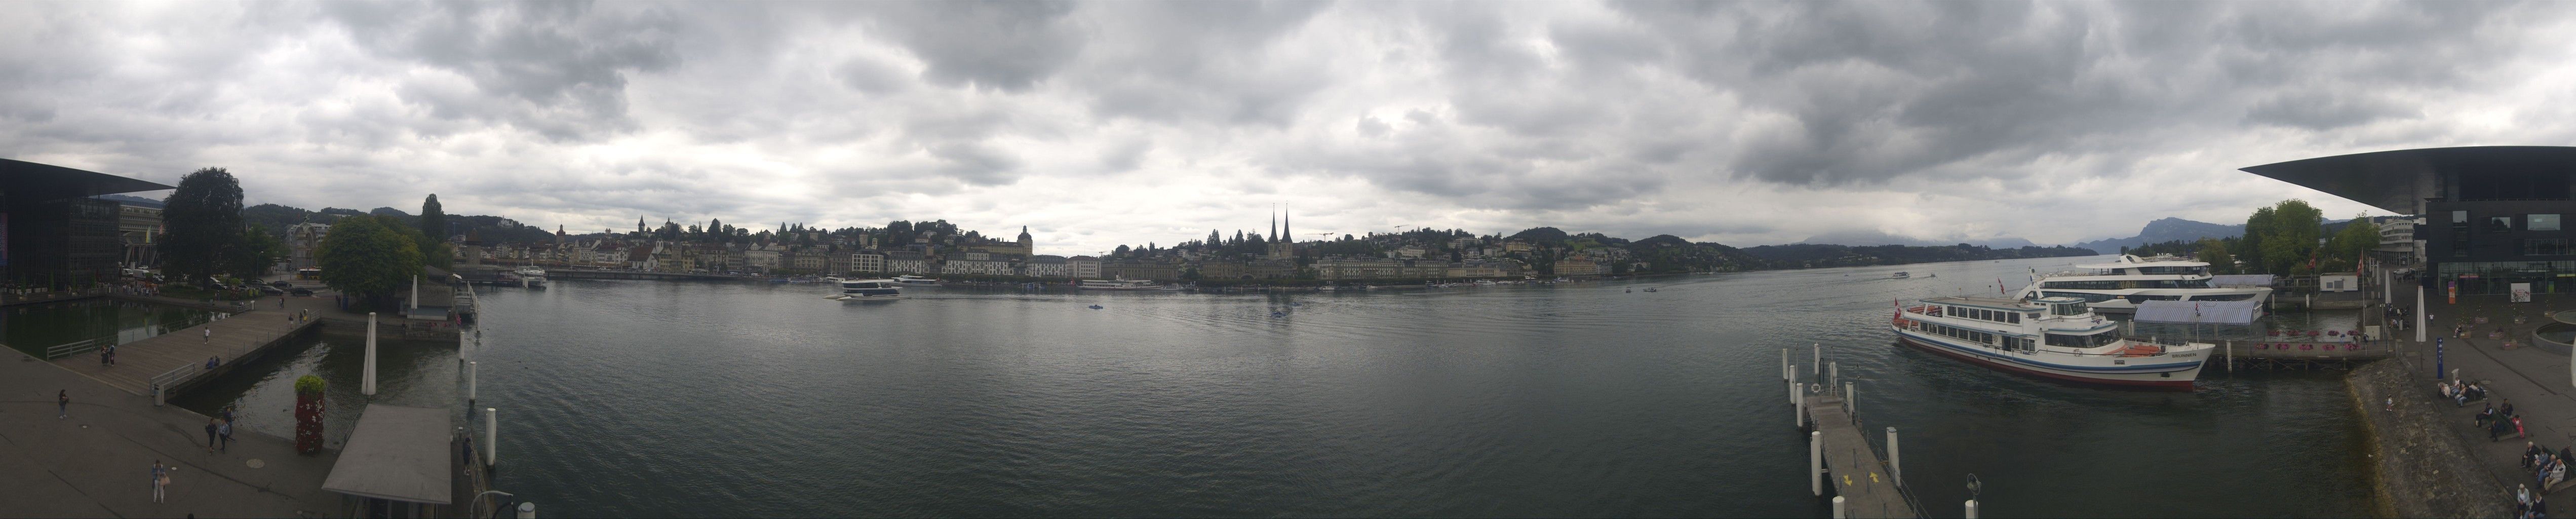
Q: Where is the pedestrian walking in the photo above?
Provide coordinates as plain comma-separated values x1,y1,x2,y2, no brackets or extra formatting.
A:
203,327,211,344
57,390,68,419
2505,399,2518,418
217,419,232,453
204,418,221,454
150,461,167,503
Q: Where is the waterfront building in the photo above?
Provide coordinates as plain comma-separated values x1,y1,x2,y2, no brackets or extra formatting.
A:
1,159,173,289
851,252,886,274
1067,255,1102,278
944,257,1014,276
105,196,164,268
792,249,826,272
1026,254,1068,278
745,244,781,271
1102,260,1178,281
288,222,332,270
885,250,929,274
824,249,852,275
2377,216,2423,267
2242,146,2576,295
1556,257,1603,277
1447,261,1515,278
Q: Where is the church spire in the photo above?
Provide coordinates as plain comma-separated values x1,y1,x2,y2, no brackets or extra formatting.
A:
1270,205,1278,243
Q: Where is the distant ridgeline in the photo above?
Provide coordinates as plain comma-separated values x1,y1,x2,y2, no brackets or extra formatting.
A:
245,203,556,243
1738,243,2099,268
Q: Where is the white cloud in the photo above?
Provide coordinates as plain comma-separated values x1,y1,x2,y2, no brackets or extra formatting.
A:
6,1,2575,255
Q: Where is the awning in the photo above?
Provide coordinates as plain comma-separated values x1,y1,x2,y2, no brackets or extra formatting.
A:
2209,274,2275,286
321,404,453,504
2131,300,2265,325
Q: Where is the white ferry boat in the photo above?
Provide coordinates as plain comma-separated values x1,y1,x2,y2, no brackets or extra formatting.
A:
1077,279,1166,291
892,275,942,287
513,266,548,287
825,279,906,302
2013,254,2272,313
1892,295,2212,389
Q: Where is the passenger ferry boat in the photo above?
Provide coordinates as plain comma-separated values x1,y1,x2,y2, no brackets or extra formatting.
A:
825,279,906,302
891,275,942,287
2013,254,2272,313
1076,278,1166,291
1891,271,1909,279
513,266,548,287
1892,295,2212,389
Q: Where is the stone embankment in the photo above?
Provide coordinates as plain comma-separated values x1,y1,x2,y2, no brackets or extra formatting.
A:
2346,359,2512,518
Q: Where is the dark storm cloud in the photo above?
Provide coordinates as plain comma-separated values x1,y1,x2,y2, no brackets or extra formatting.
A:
318,1,681,140
866,1,1081,92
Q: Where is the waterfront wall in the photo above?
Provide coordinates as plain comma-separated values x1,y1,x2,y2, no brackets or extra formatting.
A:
2344,359,2511,518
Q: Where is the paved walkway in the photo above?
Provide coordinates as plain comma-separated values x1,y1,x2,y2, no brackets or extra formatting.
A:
1805,393,1915,518
2399,289,2576,515
3,349,342,517
54,307,320,397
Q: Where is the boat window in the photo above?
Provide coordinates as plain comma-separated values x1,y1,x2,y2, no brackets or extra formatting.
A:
2008,312,2021,324
2045,333,2118,348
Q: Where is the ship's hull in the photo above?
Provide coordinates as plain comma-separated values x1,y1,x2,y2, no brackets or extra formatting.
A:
1893,329,2203,389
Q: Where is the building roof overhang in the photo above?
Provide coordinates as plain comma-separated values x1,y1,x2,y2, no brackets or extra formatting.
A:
2,159,177,200
2238,146,2576,214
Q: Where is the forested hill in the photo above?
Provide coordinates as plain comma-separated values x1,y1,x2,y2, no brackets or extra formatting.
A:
1739,243,2099,268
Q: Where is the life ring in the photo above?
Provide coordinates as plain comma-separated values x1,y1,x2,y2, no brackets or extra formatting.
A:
2301,344,2314,350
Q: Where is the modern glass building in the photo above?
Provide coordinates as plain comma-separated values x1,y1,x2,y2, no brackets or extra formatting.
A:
2241,146,2576,296
2,159,175,290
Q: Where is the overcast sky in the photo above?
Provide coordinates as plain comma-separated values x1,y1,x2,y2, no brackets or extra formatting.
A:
8,1,2575,255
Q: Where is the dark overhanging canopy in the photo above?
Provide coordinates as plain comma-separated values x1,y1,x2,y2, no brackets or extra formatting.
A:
1,158,176,200
2238,145,2576,214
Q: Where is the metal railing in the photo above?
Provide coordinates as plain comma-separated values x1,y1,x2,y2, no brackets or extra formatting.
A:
148,361,204,401
41,313,218,360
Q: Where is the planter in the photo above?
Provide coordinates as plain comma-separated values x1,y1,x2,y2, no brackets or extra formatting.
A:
294,375,325,454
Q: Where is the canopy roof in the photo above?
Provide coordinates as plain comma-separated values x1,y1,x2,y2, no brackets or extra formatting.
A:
1,159,175,200
322,404,453,504
2239,146,2576,214
2131,299,2264,325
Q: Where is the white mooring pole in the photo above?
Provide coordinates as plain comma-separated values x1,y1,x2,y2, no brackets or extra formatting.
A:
1782,348,1789,381
1794,383,1806,428
1886,426,1901,486
517,501,536,518
1845,383,1856,416
1788,366,1798,405
1812,344,1820,378
1831,496,1847,518
2416,285,2427,343
1810,430,1823,497
363,312,378,396
1966,500,1979,519
485,407,499,466
1829,361,1839,394
468,361,478,404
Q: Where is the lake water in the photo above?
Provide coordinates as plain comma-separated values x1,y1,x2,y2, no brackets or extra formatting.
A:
192,255,2373,517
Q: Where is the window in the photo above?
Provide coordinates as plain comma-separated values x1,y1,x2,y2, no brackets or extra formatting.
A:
2008,312,2021,324
2453,210,2470,227
2525,239,2571,256
2491,216,2515,233
2535,214,2563,232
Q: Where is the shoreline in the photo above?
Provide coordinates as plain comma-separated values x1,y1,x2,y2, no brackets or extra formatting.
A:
2346,356,2513,517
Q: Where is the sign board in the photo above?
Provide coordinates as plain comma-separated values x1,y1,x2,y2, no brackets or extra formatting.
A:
2514,283,2533,303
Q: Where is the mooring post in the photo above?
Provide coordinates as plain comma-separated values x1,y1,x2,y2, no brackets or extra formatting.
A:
517,502,536,519
1965,500,1979,519
1886,427,1901,486
1845,383,1856,416
1831,496,1847,518
2227,341,2234,374
485,407,499,467
1810,430,1823,497
363,312,378,396
153,384,164,407
1788,366,1798,405
2415,285,2427,343
1782,348,1789,381
468,361,478,404
1795,383,1806,428
1812,344,1820,378
1829,361,1839,394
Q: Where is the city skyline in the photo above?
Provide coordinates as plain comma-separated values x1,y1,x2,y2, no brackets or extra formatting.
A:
10,2,2576,255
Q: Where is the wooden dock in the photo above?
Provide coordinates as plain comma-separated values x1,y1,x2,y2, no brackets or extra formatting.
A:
50,308,320,397
2217,339,2394,371
1803,391,1920,518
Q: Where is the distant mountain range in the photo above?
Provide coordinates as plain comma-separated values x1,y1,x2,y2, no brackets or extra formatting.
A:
2067,217,2246,253
1795,230,2036,248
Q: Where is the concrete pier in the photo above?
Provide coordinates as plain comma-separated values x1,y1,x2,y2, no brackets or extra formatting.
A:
1801,388,1920,518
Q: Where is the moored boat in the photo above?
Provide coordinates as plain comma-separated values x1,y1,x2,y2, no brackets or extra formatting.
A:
892,275,943,287
1891,295,2212,389
1077,278,1166,291
2014,254,2272,313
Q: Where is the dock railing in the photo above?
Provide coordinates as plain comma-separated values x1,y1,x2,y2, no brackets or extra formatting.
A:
40,313,217,360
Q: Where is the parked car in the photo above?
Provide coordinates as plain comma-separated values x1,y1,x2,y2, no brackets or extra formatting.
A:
270,281,292,288
289,288,315,296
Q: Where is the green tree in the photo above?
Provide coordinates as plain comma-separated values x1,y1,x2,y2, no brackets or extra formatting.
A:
160,167,248,286
2244,199,2323,275
316,214,425,308
417,194,447,242
226,226,288,279
2194,238,2235,275
2320,213,2378,273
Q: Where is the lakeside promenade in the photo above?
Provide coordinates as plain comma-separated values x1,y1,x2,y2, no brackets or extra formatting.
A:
4,343,342,517
2386,288,2576,516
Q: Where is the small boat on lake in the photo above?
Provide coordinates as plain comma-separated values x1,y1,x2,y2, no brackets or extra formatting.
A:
1891,272,1910,279
892,275,943,287
1892,295,2211,389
